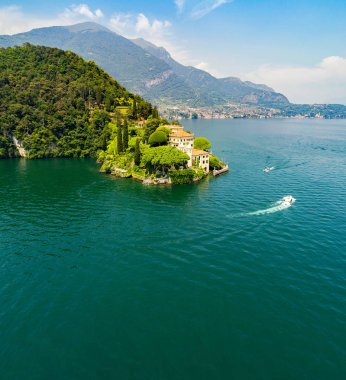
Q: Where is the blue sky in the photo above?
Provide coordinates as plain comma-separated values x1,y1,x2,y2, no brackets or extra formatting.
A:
1,0,346,104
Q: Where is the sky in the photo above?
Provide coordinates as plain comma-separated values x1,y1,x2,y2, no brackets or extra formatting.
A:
1,0,346,104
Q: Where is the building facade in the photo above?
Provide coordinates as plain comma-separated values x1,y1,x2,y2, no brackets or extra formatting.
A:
192,149,210,173
168,127,210,173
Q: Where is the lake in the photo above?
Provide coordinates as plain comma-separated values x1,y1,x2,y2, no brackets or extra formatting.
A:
1,118,345,379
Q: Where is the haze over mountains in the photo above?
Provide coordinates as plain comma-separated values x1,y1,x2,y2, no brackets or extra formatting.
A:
0,22,289,108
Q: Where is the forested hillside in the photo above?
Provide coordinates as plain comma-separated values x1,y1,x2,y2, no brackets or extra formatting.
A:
0,44,153,158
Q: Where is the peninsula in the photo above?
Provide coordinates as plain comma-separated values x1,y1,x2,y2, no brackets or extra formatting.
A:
98,117,227,185
0,44,227,185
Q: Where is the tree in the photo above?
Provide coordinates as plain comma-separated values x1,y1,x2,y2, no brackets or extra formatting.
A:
123,118,129,150
104,95,112,112
141,146,189,173
134,138,141,166
194,137,211,150
152,106,159,118
137,101,153,120
143,118,160,142
148,131,168,146
209,155,222,170
117,118,123,153
156,126,171,136
0,44,154,159
132,98,138,119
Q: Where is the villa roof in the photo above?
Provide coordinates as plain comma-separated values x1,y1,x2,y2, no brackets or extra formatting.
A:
169,131,194,138
167,125,183,129
192,148,209,156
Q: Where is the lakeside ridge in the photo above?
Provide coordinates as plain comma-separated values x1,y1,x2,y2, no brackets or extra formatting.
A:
2,22,345,119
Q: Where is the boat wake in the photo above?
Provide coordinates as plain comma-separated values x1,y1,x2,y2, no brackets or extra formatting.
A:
246,197,295,216
264,156,308,172
229,196,296,218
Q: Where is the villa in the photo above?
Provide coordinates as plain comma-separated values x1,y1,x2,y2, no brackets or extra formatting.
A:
168,125,210,173
192,149,210,173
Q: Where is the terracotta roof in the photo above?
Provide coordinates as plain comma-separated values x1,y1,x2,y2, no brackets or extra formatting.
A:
192,148,209,156
167,125,183,129
169,131,194,138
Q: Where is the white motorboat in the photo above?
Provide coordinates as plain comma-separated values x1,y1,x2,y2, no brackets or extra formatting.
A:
263,166,274,173
282,195,295,204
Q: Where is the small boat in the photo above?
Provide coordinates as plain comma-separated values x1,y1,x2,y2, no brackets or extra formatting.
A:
282,195,295,204
263,166,274,173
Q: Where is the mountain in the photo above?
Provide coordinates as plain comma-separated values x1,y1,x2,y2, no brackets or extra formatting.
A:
0,22,289,108
132,37,289,106
0,44,152,159
0,23,197,106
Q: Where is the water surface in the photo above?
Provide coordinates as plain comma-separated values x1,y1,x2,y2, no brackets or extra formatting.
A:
1,119,345,379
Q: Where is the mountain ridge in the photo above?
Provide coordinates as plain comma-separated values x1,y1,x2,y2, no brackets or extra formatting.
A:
131,37,288,105
0,22,289,108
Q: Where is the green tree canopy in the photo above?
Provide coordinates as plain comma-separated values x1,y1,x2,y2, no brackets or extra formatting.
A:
117,122,123,154
143,118,160,142
148,130,168,146
194,137,211,150
141,146,189,172
123,118,129,150
171,120,181,126
0,44,153,158
152,106,159,118
209,155,222,170
156,126,171,136
134,138,141,166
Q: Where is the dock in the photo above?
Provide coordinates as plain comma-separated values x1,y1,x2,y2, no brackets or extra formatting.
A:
213,165,229,177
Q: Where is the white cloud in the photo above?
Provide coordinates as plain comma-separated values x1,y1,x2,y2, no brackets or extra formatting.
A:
108,12,193,64
109,13,171,40
108,13,133,34
60,4,104,22
175,0,186,13
0,4,103,35
0,5,51,34
135,13,171,36
245,56,346,104
108,12,190,61
191,0,231,19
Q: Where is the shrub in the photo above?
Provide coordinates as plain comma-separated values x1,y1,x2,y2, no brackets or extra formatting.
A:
169,169,195,184
148,130,168,146
156,126,171,136
193,167,207,180
97,150,106,163
141,145,189,173
209,155,222,170
194,137,211,150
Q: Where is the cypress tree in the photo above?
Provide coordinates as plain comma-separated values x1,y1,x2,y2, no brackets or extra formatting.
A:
123,118,129,150
134,138,141,166
152,106,159,119
117,117,123,154
133,98,138,120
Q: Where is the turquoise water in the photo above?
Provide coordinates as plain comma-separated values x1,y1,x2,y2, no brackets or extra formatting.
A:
1,119,345,379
